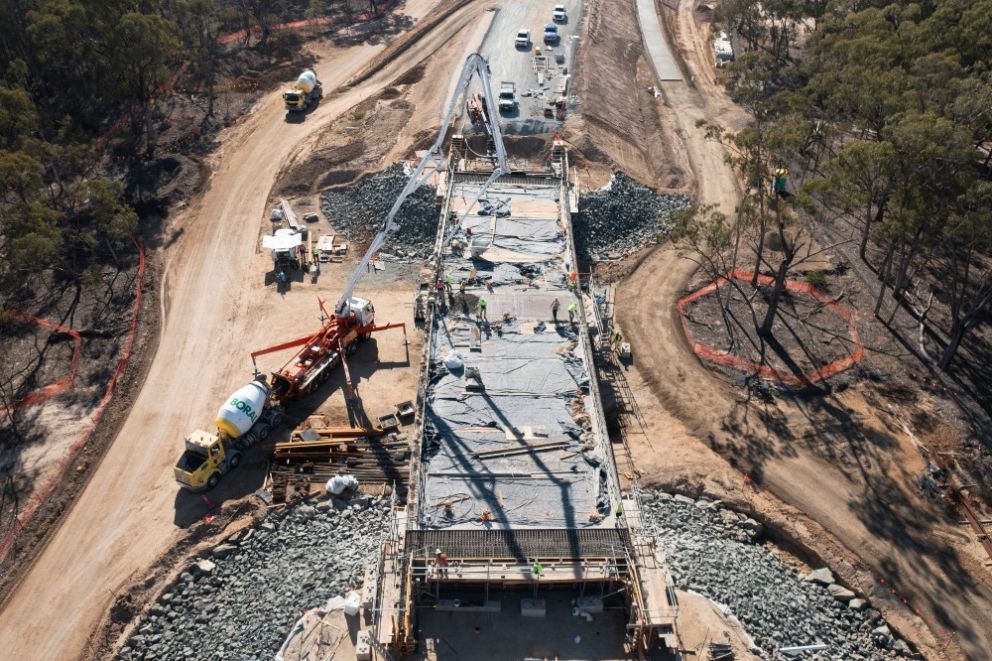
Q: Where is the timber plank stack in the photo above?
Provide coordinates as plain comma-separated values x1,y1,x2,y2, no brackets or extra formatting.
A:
269,417,411,503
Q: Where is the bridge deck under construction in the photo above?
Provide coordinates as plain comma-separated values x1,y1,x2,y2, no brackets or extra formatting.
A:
371,155,679,659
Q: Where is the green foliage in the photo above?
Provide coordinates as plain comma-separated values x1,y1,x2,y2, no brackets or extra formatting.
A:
2,201,63,278
0,151,45,203
79,179,138,243
0,86,36,148
115,12,181,106
804,270,827,287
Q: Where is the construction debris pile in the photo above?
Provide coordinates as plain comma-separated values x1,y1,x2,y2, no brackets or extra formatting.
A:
116,499,387,661
640,492,916,660
575,172,689,261
319,164,438,261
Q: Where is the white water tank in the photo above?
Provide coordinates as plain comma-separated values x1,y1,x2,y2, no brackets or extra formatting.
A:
215,378,269,438
295,70,317,94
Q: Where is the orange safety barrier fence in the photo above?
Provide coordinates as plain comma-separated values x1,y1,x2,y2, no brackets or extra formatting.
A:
0,237,146,562
676,270,864,386
5,315,83,411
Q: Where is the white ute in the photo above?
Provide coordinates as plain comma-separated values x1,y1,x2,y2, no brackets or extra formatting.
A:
498,81,517,113
552,4,566,22
515,28,530,48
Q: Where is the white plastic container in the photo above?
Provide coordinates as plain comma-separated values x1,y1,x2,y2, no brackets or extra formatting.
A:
344,591,361,616
215,379,269,438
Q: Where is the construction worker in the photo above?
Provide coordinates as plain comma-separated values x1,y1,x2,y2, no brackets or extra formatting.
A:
612,330,623,352
567,302,578,325
485,280,494,294
436,278,447,311
551,298,560,322
435,548,449,578
532,561,544,578
478,297,488,321
444,272,453,292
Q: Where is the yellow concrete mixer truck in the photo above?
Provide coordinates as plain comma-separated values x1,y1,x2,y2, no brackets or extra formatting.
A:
282,69,323,112
174,376,282,491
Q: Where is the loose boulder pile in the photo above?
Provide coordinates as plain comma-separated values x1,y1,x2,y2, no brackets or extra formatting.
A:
116,497,388,661
640,491,918,660
575,172,689,261
320,164,439,261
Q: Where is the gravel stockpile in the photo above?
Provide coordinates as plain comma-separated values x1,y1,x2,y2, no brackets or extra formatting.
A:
117,498,388,661
575,172,689,260
641,491,917,660
320,164,438,261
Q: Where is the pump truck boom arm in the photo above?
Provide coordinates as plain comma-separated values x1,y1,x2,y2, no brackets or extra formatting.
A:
335,53,509,318
250,299,335,367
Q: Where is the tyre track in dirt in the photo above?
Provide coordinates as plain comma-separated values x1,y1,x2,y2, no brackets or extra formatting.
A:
0,3,488,658
618,0,742,443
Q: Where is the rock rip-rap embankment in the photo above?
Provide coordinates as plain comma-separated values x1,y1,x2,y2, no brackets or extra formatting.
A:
116,498,388,661
640,491,917,660
319,164,438,262
575,172,689,261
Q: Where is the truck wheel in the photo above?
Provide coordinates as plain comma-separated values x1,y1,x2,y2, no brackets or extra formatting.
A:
207,473,221,489
229,452,242,468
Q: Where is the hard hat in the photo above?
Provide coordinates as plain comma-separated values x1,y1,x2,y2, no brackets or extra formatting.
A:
436,548,442,554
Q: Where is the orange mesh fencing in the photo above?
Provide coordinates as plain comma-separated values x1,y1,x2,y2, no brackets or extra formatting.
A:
676,270,864,387
5,314,82,410
0,238,146,562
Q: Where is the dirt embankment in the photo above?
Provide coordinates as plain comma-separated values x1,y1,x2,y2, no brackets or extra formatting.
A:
570,0,685,189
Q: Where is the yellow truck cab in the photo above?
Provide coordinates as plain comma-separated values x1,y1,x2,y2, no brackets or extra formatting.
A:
174,430,238,491
283,70,323,112
174,376,280,492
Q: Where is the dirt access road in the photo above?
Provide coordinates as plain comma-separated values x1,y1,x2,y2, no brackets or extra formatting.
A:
0,1,497,657
617,1,991,658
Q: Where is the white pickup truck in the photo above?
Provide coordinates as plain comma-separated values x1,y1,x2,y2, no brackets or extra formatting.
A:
515,28,530,48
498,81,517,113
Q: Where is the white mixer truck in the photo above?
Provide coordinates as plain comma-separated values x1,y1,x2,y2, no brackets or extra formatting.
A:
174,376,281,491
283,69,323,112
